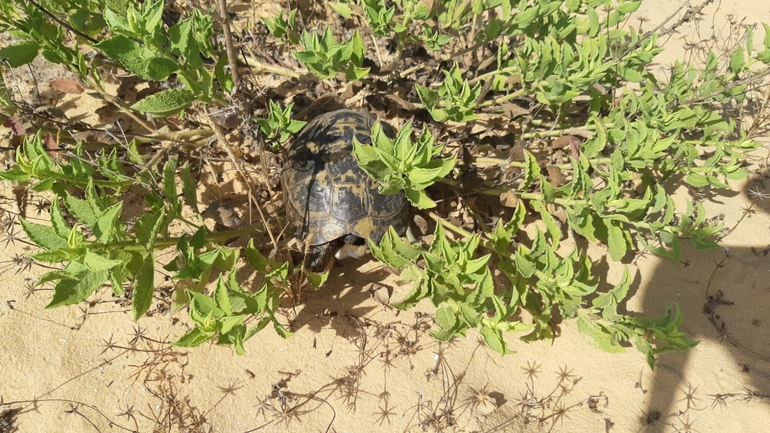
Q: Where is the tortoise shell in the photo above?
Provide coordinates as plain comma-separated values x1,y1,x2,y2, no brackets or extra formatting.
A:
282,110,408,271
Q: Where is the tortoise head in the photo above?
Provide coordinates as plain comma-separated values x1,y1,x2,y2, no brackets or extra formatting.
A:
306,242,337,274
304,234,366,273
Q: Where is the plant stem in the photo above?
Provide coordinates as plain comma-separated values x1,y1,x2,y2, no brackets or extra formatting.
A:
242,53,302,79
474,156,612,170
93,224,263,252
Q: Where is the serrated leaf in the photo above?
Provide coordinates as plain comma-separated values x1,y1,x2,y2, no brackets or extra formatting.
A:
353,138,385,171
273,320,294,338
592,267,631,319
131,89,195,116
29,250,72,263
135,207,165,250
95,35,177,80
49,200,71,239
64,193,99,227
172,327,215,347
403,188,434,209
46,269,108,308
521,150,538,188
515,249,536,278
214,275,232,315
162,157,180,215
0,169,31,182
685,172,709,187
94,202,123,242
20,218,68,251
219,315,245,336
132,252,155,320
142,0,165,34
531,200,561,249
577,311,625,353
618,1,641,14
408,165,448,188
415,84,437,109
369,226,422,269
83,251,123,271
189,291,224,322
435,306,456,331
245,239,284,273
480,324,511,355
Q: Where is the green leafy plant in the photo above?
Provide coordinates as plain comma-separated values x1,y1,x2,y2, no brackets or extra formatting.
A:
257,101,307,151
353,120,455,209
261,9,300,44
173,241,292,355
292,28,370,80
0,0,767,370
416,63,481,122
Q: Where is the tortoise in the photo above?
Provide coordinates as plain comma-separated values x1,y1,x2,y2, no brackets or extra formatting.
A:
282,109,409,273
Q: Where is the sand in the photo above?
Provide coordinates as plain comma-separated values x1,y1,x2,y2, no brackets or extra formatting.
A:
1,1,770,432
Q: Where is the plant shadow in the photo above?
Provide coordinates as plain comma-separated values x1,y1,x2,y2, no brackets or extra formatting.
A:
287,256,399,337
638,167,770,430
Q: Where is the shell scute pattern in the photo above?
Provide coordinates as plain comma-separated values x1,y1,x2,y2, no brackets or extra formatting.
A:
283,110,408,249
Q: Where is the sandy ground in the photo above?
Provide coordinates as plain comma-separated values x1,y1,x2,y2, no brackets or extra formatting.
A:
2,1,770,432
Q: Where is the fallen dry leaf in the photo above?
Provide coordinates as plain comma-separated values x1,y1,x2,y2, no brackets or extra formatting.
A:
48,78,84,94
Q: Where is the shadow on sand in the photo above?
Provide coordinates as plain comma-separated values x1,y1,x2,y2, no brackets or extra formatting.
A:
639,169,770,430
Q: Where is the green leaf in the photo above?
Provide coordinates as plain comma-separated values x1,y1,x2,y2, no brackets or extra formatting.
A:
141,0,165,34
131,89,196,116
729,47,744,73
103,6,131,33
763,23,770,50
531,200,561,249
0,40,40,67
49,200,71,239
30,250,72,263
0,169,31,182
307,270,329,288
329,2,354,19
592,267,631,320
369,226,422,269
480,324,511,355
95,35,177,80
405,189,436,209
512,5,538,27
522,150,538,189
515,249,536,278
83,251,123,271
162,157,179,213
135,207,165,250
273,320,294,338
47,269,108,308
20,218,68,251
94,202,123,242
435,305,455,328
245,239,285,274
189,291,224,321
173,327,215,348
577,311,625,353
618,1,641,14
214,275,232,315
180,161,198,212
606,219,627,261
132,252,155,320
